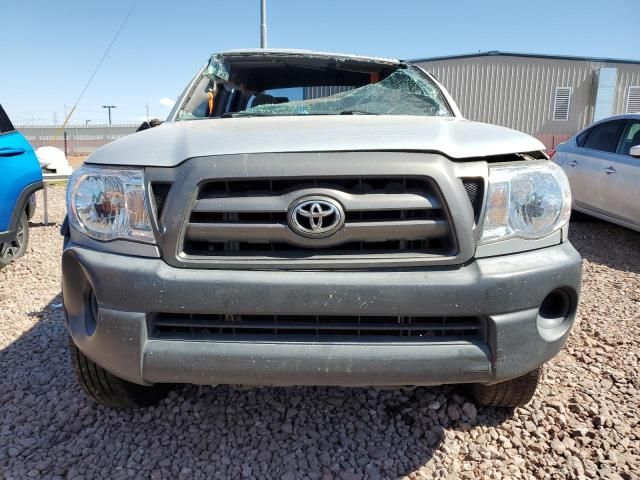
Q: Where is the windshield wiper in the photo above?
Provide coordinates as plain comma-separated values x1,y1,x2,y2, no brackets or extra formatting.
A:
221,112,274,118
339,110,379,115
221,110,380,118
223,112,336,118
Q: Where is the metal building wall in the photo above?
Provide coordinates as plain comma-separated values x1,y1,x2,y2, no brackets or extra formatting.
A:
303,85,353,100
613,64,640,113
415,55,640,149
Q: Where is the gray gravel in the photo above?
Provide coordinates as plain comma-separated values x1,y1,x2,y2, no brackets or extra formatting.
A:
1,186,639,479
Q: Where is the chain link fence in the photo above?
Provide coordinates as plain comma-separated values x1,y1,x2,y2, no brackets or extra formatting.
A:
534,134,572,152
16,125,138,163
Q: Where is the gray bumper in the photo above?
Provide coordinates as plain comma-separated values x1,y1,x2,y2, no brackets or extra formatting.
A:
62,242,582,387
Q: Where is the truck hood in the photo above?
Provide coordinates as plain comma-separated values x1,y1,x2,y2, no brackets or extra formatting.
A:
87,116,544,167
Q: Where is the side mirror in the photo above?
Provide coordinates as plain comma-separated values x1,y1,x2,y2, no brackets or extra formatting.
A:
631,145,640,158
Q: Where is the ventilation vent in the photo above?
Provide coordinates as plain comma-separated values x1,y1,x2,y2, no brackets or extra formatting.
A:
553,87,572,121
462,179,484,223
150,182,172,219
148,313,486,341
182,176,455,259
626,86,640,114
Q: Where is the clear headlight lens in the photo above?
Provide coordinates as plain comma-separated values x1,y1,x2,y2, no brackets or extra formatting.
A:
67,166,155,243
480,162,571,243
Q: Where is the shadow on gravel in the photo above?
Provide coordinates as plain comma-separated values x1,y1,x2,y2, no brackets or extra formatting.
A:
27,221,52,229
568,216,640,274
1,295,512,479
27,218,65,231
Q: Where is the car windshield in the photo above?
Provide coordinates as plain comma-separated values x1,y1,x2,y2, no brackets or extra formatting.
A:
175,53,453,120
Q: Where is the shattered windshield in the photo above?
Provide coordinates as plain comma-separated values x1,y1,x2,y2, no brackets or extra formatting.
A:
175,54,452,120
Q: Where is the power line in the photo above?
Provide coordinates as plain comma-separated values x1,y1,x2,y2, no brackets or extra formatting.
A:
58,0,138,132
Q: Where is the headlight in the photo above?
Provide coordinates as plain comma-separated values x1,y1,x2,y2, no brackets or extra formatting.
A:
480,162,571,243
66,166,155,243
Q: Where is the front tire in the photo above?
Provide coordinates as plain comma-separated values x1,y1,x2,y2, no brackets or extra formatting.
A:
69,340,171,408
469,366,542,407
0,212,29,268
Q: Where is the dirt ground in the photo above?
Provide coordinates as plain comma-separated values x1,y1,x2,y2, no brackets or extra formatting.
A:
0,186,638,479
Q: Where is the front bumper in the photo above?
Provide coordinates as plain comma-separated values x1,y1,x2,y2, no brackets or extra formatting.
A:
62,242,582,387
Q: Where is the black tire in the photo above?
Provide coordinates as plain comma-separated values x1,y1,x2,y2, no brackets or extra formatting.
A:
0,212,29,268
69,340,171,408
469,366,542,407
570,210,591,221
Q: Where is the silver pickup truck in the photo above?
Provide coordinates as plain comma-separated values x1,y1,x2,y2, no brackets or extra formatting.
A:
62,50,581,409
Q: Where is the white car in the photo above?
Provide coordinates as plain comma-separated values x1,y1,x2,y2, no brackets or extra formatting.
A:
553,114,640,231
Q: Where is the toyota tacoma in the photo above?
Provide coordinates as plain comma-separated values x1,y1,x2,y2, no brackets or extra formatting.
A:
62,50,581,408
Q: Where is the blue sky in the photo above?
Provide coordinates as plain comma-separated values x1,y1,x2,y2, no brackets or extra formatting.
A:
1,0,637,125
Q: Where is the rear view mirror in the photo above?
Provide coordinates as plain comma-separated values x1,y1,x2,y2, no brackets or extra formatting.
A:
631,145,640,158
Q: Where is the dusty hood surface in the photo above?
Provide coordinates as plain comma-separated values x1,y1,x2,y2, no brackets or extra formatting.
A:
87,116,544,167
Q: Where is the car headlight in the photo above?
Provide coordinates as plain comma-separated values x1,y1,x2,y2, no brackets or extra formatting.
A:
66,166,155,243
480,162,571,243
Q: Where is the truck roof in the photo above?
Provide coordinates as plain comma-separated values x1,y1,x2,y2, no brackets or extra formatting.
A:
216,49,402,65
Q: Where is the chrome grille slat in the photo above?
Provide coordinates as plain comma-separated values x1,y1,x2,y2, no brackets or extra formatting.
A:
185,219,448,245
192,190,441,213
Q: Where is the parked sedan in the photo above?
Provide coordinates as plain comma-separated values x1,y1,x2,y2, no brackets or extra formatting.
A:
553,114,640,231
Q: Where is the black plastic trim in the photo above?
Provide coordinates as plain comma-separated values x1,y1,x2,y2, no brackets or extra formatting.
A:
0,180,43,243
145,152,477,269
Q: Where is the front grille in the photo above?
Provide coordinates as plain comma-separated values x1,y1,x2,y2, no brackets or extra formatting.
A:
181,176,455,258
148,313,485,341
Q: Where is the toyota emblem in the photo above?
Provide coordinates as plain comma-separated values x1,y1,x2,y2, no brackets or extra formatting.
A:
288,197,345,238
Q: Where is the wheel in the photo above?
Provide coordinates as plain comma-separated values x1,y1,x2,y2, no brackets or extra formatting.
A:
469,366,542,407
0,212,29,268
69,340,171,408
570,209,591,221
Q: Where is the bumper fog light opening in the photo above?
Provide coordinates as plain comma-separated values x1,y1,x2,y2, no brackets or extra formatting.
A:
537,289,572,330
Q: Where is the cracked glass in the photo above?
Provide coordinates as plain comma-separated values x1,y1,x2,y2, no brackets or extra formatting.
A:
176,54,452,121
236,69,450,117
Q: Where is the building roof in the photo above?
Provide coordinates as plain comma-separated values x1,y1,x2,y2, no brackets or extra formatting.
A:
410,50,640,66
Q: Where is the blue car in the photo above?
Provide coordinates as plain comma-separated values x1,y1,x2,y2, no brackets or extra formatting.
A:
0,104,42,268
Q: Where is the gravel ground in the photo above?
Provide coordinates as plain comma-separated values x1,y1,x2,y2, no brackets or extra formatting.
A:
1,186,639,479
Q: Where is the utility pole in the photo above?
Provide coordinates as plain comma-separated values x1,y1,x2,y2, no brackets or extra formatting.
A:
260,0,267,48
85,120,91,126
102,105,116,125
